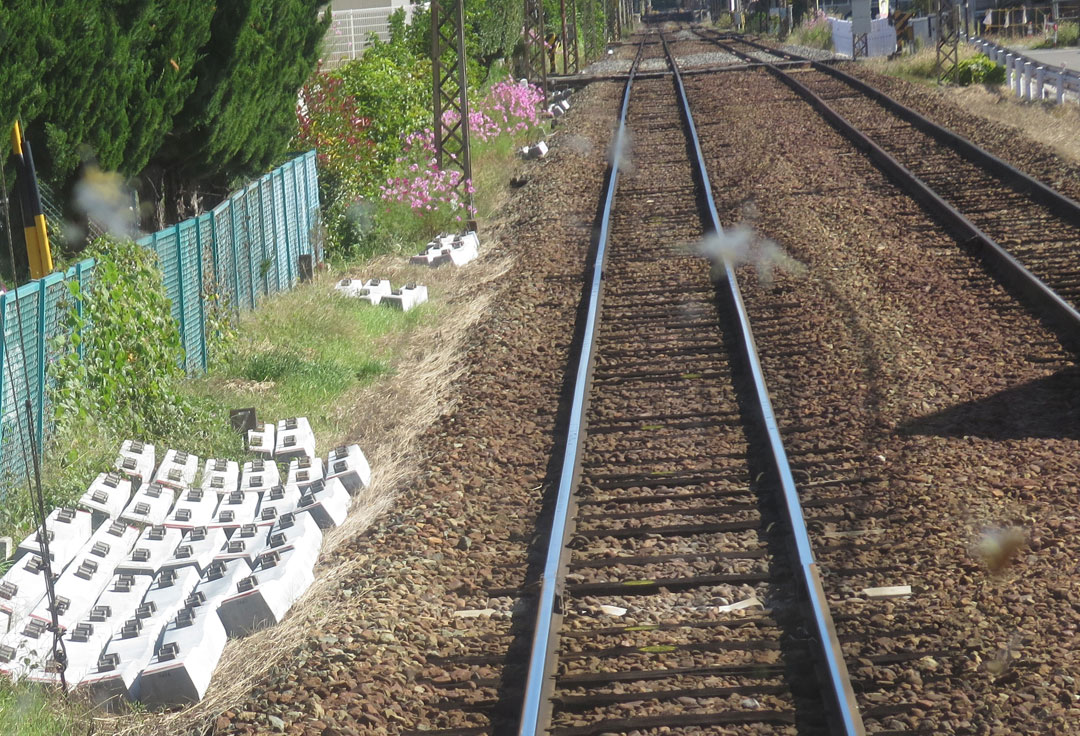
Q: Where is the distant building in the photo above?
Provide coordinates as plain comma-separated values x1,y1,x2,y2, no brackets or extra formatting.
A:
323,0,415,68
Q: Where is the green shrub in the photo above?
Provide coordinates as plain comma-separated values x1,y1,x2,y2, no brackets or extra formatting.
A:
790,10,833,51
957,53,1006,86
50,237,194,438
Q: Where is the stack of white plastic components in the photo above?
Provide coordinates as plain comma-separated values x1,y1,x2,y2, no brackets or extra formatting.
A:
409,231,479,269
0,417,370,709
334,277,429,312
546,88,572,119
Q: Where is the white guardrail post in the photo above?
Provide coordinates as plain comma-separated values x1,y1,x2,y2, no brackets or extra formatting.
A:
1057,68,1066,103
1023,61,1033,100
1035,66,1045,100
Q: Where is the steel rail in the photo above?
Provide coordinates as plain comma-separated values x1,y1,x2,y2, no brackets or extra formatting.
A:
516,34,649,736
659,33,865,736
703,31,1080,338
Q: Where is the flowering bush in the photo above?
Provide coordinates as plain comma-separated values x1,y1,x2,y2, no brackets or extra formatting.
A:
379,80,544,223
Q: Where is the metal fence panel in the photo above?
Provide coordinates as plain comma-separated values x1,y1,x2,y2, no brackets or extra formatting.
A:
0,151,321,493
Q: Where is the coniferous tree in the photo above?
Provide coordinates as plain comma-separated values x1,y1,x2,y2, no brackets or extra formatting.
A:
155,0,329,189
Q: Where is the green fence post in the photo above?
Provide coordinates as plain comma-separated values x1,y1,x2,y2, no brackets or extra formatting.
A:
257,183,270,295
227,202,242,313
195,217,207,372
300,152,315,262
174,224,187,367
278,171,294,287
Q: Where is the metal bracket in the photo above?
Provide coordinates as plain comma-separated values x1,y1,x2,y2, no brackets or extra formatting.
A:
430,0,475,227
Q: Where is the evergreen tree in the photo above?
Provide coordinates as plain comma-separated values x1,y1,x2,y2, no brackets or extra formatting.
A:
156,0,329,187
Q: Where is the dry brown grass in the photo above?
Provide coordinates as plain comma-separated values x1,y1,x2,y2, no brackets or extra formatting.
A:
942,84,1080,165
93,252,513,736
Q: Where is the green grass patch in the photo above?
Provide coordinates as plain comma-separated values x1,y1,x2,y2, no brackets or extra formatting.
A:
0,680,88,736
865,45,980,86
183,277,429,450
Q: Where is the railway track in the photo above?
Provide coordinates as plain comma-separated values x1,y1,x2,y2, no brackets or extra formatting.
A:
509,32,862,736
699,31,1080,341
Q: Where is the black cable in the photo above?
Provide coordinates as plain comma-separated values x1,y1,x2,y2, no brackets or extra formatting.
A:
0,150,68,692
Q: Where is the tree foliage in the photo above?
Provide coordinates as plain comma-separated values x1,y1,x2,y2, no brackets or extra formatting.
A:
1,1,325,207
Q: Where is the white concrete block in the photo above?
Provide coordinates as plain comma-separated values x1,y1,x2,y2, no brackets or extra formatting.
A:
381,283,428,312
115,439,155,484
247,423,276,458
14,507,93,571
325,444,371,494
0,621,53,678
91,573,155,632
153,449,199,490
216,546,316,637
210,491,261,532
119,482,176,527
213,524,267,567
191,558,253,609
256,485,302,527
37,617,112,685
275,417,316,461
138,566,202,632
79,472,133,521
30,523,138,632
296,478,350,529
0,553,49,634
521,141,549,160
138,604,227,706
164,488,221,530
80,617,161,707
159,526,229,576
335,277,393,305
266,512,322,566
115,526,184,576
286,456,324,488
239,459,280,494
201,458,239,495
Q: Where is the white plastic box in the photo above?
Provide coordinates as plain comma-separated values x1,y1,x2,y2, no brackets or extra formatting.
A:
247,422,276,458
216,546,316,637
138,604,228,707
118,482,176,527
296,478,350,529
325,444,371,494
153,449,199,490
239,459,280,493
275,417,315,461
164,488,220,530
115,526,184,576
381,283,428,312
201,458,239,495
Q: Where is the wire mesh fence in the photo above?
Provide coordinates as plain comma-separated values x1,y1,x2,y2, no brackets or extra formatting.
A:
0,150,322,492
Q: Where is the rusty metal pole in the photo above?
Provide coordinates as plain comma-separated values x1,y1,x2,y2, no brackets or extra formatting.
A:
431,0,475,229
560,0,570,75
567,0,581,73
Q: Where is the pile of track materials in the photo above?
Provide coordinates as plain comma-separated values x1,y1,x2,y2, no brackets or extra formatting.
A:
409,231,479,268
0,417,370,709
334,277,429,311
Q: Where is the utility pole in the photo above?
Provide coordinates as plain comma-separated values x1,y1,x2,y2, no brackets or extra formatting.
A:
431,0,475,228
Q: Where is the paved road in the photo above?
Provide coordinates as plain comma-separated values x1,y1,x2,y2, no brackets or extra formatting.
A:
1007,46,1080,72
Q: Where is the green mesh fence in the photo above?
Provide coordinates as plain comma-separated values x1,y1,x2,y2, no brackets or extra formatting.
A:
0,150,322,490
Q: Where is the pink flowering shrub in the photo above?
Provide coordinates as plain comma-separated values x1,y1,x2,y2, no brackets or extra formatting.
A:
379,80,544,223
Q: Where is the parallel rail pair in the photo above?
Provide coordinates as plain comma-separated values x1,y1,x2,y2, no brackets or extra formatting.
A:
517,31,864,736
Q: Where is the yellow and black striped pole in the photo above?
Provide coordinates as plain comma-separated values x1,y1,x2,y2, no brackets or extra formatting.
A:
11,122,53,280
